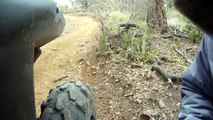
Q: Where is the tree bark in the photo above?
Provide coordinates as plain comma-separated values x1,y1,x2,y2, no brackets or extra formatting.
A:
147,0,167,30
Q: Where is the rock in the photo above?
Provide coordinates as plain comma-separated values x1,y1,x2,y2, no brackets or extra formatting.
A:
51,48,57,51
139,113,151,120
92,71,98,75
158,98,166,108
86,61,90,66
78,59,85,63
96,66,100,70
115,79,119,83
115,112,120,115
144,109,159,118
135,98,142,104
109,101,113,105
91,66,96,69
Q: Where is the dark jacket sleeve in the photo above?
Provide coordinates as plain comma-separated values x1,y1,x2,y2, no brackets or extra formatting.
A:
179,34,213,120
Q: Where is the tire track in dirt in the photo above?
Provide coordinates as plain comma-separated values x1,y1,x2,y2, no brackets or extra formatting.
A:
34,15,100,116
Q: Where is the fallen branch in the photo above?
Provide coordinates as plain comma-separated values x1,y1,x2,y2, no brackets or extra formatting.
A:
160,34,173,39
124,92,134,97
54,75,69,82
173,43,192,64
119,23,139,30
173,34,189,39
151,63,180,83
160,34,189,39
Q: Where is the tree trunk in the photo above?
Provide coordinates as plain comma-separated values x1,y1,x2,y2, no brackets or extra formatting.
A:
147,0,167,30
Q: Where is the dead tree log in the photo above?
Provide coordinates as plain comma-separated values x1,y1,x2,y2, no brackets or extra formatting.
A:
149,62,181,83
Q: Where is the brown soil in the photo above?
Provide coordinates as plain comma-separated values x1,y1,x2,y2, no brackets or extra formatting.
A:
35,14,199,120
34,15,100,116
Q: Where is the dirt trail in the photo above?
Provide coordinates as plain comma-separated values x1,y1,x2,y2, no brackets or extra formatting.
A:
34,14,185,120
34,15,100,116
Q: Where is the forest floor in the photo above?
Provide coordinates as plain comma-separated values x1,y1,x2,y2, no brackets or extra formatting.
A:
34,14,199,120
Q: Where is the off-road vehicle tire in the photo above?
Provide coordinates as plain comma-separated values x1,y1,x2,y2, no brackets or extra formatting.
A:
39,80,96,120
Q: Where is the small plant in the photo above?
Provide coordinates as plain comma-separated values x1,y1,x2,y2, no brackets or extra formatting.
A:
98,11,159,63
100,34,108,49
122,31,158,62
183,21,204,43
99,34,114,56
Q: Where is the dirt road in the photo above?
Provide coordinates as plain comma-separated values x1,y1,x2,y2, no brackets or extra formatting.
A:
34,15,100,116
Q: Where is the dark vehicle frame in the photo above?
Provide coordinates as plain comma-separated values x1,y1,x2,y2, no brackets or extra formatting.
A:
0,0,65,119
0,1,96,120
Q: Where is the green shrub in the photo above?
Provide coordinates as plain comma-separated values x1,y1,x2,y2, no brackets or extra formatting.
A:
98,11,159,63
100,27,158,62
59,5,71,13
183,21,204,43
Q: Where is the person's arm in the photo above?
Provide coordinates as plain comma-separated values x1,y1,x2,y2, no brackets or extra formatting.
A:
179,35,213,119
